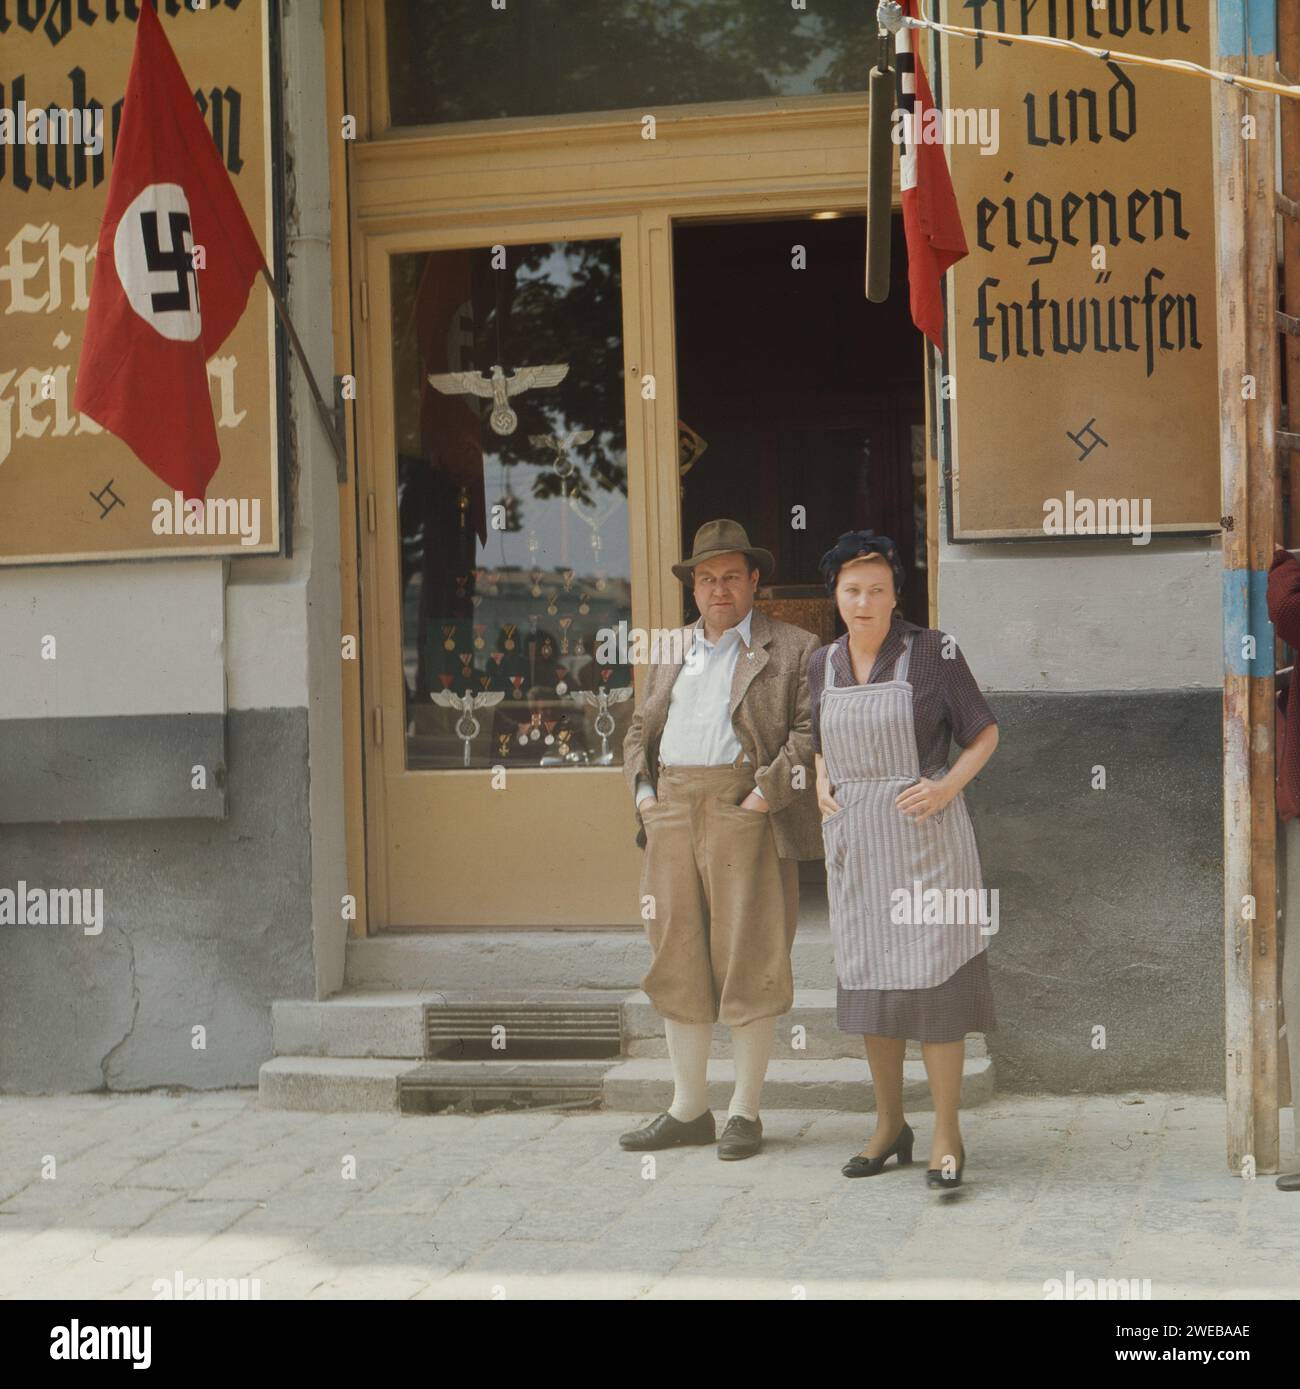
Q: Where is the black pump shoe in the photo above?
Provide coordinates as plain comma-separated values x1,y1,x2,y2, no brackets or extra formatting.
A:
842,1121,915,1177
926,1142,966,1190
618,1109,715,1151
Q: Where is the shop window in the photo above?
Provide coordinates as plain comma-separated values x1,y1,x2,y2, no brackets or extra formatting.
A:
384,0,870,129
389,240,632,770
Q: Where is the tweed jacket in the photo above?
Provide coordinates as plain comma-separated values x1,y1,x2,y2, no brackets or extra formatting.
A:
622,608,824,860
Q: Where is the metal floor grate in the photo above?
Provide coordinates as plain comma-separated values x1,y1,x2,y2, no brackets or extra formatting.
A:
424,1003,623,1060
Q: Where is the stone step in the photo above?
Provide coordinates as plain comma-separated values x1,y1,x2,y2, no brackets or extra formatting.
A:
257,1055,616,1113
602,1056,996,1113
258,1057,414,1113
274,985,989,1064
622,991,987,1061
344,926,840,991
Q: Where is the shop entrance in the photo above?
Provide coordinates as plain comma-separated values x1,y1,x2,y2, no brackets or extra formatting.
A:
672,213,927,640
356,211,928,929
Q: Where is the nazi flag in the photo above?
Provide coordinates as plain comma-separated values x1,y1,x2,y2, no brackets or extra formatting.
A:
75,2,265,499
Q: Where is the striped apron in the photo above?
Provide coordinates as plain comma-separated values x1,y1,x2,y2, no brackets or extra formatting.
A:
820,632,989,991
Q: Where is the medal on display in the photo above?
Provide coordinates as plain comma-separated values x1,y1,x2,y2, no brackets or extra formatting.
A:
543,718,558,746
473,624,486,650
558,616,573,654
442,625,457,652
578,591,591,615
509,675,525,698
555,667,569,696
502,623,517,651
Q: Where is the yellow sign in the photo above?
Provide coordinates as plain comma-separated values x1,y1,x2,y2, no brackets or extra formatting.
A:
0,0,278,564
942,3,1219,539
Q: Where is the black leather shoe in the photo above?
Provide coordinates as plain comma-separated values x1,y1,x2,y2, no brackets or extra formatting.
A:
1276,1170,1300,1191
619,1110,715,1151
842,1121,914,1177
926,1142,966,1190
717,1114,763,1160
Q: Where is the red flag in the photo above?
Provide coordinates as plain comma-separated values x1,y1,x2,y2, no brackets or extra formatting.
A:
74,2,266,499
895,2,968,353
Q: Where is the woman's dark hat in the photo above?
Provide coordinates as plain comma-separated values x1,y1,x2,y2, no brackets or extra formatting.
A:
818,530,905,598
672,519,774,584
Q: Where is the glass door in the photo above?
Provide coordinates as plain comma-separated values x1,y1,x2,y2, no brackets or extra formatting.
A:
360,218,656,926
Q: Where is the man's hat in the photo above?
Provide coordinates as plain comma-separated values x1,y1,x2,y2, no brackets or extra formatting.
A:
671,519,775,585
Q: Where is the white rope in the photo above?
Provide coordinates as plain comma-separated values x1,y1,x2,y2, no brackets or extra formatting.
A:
876,0,1300,101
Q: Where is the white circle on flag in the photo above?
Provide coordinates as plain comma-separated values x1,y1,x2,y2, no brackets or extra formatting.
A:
113,182,202,343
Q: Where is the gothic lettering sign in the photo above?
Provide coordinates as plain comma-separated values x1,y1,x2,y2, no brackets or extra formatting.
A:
941,1,1219,540
0,0,278,564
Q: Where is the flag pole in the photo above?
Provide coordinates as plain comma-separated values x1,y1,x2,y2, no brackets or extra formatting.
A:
258,264,348,480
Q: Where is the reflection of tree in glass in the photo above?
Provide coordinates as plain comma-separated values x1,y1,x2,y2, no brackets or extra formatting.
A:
480,242,627,512
386,0,870,124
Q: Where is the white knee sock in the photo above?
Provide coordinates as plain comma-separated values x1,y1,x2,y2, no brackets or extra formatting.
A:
727,1015,776,1121
664,1019,713,1121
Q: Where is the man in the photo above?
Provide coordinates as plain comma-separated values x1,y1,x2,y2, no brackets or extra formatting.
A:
620,519,823,1159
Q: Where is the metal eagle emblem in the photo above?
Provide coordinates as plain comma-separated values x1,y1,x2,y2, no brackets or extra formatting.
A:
426,362,570,436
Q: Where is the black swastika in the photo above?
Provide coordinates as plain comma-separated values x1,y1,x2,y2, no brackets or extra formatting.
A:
140,210,200,316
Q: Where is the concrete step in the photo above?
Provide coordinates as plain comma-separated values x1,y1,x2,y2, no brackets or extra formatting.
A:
622,991,987,1061
601,1056,996,1113
257,1055,616,1113
258,1057,413,1113
344,925,840,991
273,985,989,1066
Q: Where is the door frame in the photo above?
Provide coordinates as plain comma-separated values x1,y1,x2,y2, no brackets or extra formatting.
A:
328,0,917,932
355,214,668,927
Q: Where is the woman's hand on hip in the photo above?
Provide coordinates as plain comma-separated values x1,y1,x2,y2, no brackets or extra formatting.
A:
895,777,953,824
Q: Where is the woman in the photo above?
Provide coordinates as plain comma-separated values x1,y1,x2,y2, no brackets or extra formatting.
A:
810,531,1000,1191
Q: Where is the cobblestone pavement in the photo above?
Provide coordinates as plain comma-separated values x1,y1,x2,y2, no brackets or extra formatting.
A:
0,1092,1296,1299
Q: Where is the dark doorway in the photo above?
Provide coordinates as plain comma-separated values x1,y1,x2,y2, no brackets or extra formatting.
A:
672,213,927,639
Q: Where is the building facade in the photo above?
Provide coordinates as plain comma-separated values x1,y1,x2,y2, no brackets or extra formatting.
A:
0,0,1229,1101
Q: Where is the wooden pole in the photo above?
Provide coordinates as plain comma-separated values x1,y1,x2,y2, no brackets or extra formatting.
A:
1282,3,1300,546
1214,0,1281,1175
259,263,348,479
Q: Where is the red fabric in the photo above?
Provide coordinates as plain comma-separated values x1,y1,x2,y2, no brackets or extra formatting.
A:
1267,547,1300,820
74,2,265,499
899,0,968,353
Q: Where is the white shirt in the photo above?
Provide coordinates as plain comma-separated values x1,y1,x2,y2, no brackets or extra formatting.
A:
634,609,762,806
